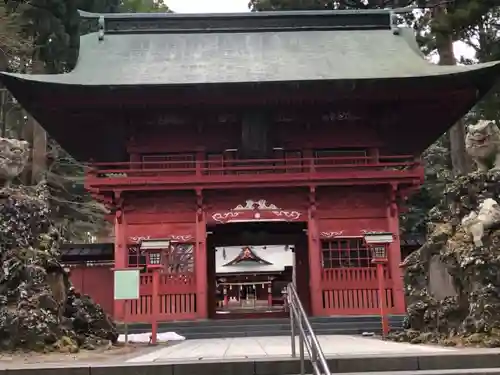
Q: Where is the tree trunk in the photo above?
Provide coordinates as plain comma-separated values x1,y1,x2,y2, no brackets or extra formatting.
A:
433,7,471,177
22,57,47,185
0,40,8,138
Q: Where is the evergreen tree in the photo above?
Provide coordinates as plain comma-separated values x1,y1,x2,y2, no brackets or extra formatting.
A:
0,0,170,242
250,0,500,236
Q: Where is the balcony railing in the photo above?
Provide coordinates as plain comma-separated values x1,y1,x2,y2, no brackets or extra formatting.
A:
86,155,423,189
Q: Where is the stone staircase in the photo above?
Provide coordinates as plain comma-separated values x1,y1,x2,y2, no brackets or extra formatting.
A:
118,315,405,339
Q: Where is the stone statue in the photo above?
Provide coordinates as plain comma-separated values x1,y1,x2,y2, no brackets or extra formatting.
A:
465,120,500,172
0,137,30,188
462,198,500,247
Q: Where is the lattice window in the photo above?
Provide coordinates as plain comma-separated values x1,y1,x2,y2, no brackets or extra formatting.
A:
273,149,303,173
142,154,195,172
315,149,367,166
127,243,194,273
321,238,373,268
163,243,194,274
128,245,147,272
206,153,224,175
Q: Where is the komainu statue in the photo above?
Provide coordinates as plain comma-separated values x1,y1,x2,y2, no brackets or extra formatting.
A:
0,137,30,188
465,120,500,172
462,198,500,247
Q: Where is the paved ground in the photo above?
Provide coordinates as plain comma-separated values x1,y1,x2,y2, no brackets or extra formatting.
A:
127,335,454,363
0,343,164,367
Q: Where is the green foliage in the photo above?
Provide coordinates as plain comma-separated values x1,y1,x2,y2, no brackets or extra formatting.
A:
250,0,421,11
400,136,452,236
1,0,169,242
250,0,500,237
3,0,170,73
44,139,110,242
120,0,170,12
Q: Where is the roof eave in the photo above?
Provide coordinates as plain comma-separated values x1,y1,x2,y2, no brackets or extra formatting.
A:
2,60,500,91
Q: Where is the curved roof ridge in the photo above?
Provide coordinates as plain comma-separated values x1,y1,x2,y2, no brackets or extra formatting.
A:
3,28,498,87
79,9,392,34
78,8,396,18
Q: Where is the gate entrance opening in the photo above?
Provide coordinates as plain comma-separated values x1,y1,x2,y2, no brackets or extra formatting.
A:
206,221,309,319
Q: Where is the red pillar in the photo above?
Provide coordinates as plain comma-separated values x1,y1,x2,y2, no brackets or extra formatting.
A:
387,188,406,314
195,193,208,319
307,187,322,316
376,262,390,336
113,209,127,320
151,270,159,344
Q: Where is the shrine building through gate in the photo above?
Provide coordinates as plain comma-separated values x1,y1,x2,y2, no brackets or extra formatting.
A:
2,9,500,323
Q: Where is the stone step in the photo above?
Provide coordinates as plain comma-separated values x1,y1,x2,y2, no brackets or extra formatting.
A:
92,353,500,375
118,315,404,330
16,353,500,375
118,315,405,338
297,370,500,375
177,327,395,339
155,320,400,334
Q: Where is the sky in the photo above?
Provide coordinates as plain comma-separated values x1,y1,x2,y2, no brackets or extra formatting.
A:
165,0,476,61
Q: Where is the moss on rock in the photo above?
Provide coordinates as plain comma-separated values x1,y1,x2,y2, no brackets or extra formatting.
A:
391,171,500,347
0,183,117,352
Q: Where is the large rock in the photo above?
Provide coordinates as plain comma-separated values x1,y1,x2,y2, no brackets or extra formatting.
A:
391,171,500,347
0,183,118,352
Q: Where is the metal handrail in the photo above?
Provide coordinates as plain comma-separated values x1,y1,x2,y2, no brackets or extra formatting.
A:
287,283,331,375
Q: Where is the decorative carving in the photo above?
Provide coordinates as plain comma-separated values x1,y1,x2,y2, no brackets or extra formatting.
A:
129,234,193,243
129,236,150,243
360,230,387,234
234,199,279,211
171,235,194,242
320,231,344,238
212,212,244,223
465,120,500,172
272,210,301,220
211,199,302,223
462,198,500,247
0,137,30,187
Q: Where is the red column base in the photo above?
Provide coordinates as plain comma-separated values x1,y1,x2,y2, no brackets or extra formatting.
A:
150,270,159,345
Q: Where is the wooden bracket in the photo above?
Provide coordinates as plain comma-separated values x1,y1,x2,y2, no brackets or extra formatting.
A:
196,189,204,221
113,190,124,207
389,183,398,218
308,186,317,218
115,208,123,224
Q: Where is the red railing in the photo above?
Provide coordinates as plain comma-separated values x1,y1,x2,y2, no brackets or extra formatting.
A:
123,273,197,322
321,267,394,315
86,155,422,188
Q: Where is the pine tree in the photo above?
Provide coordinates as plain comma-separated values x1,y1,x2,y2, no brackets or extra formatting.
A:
0,0,170,242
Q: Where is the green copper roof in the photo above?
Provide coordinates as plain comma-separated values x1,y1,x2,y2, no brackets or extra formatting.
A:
2,18,499,86
1,10,500,163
